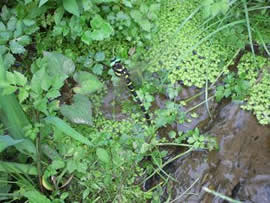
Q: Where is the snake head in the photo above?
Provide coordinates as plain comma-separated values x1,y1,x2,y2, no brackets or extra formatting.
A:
110,57,121,67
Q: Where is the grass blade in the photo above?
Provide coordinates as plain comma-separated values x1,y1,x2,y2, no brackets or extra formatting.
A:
45,116,93,146
0,56,36,156
203,187,242,203
0,161,37,175
243,0,255,57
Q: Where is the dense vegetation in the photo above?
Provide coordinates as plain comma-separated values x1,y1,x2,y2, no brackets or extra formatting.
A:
0,0,269,202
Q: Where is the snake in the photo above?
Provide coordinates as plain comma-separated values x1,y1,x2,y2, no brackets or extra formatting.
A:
110,58,151,125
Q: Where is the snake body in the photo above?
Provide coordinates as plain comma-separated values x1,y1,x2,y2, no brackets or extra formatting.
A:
111,59,151,125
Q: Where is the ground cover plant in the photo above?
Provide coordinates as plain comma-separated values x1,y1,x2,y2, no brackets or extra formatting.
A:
0,0,269,202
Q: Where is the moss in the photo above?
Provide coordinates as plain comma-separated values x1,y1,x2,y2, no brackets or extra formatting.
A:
146,0,270,124
241,69,270,125
146,0,237,88
237,53,270,84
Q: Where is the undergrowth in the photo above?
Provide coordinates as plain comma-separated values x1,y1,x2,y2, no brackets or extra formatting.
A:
0,0,269,202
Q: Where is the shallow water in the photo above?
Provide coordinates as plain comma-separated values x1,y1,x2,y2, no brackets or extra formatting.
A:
172,102,270,203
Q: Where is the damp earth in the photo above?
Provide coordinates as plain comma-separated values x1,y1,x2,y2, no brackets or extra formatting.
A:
171,100,270,203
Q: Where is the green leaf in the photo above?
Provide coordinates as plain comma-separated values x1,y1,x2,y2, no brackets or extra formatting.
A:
9,40,26,54
39,0,49,7
43,51,75,76
0,31,11,44
0,161,37,175
187,137,195,144
82,0,93,11
46,89,60,99
100,23,114,38
202,0,214,6
14,20,24,38
224,89,231,98
6,71,15,85
1,6,10,22
24,190,51,203
51,160,65,170
0,21,6,31
0,135,23,152
123,0,132,8
17,35,31,46
92,64,103,75
60,94,93,125
210,2,221,17
63,0,80,16
90,15,104,29
14,71,27,86
89,30,104,41
31,67,50,93
3,53,15,69
54,7,64,24
1,85,17,95
23,19,35,26
33,97,48,115
81,30,92,45
89,16,113,41
24,0,32,4
139,19,151,32
130,10,143,22
45,116,93,146
96,148,110,163
7,17,17,31
140,4,148,14
94,52,105,62
0,56,36,156
73,71,103,95
0,45,7,55
18,88,29,103
219,0,229,15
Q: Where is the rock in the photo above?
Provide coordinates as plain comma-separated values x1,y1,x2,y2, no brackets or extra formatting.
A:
172,102,270,202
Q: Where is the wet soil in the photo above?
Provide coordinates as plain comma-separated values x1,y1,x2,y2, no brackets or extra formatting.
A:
172,102,270,203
